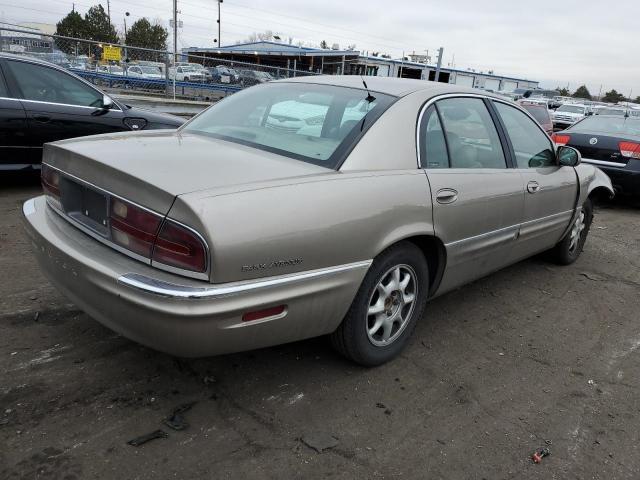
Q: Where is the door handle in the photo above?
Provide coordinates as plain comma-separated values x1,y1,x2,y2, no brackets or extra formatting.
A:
527,181,540,194
436,188,458,204
32,115,51,123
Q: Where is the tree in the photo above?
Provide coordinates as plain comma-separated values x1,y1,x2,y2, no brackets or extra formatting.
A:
556,86,570,96
572,85,592,100
125,18,168,51
84,4,118,44
635,96,640,104
319,40,328,49
55,10,87,53
602,89,625,104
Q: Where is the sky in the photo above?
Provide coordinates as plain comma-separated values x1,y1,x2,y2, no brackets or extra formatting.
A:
1,0,638,95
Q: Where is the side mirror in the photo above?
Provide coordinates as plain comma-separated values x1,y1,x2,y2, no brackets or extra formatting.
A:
558,145,581,167
102,95,114,110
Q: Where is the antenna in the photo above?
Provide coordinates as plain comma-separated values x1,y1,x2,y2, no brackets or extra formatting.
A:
361,76,376,103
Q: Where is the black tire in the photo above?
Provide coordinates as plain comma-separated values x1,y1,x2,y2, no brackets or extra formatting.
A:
551,199,593,265
330,241,429,366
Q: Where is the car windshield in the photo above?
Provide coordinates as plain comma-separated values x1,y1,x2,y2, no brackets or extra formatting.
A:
140,66,160,74
182,66,197,72
557,105,585,114
523,105,550,124
182,83,395,168
569,116,640,136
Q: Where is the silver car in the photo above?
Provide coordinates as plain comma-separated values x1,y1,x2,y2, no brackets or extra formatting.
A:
23,77,613,366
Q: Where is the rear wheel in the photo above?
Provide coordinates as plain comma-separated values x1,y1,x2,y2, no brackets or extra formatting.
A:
330,242,429,366
551,199,593,265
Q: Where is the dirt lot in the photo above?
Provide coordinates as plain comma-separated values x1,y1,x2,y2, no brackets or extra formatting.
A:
1,174,640,480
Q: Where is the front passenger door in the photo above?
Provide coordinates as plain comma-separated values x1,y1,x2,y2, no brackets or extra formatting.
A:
492,101,577,260
421,97,524,294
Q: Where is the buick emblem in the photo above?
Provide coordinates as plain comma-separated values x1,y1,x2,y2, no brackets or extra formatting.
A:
589,137,598,145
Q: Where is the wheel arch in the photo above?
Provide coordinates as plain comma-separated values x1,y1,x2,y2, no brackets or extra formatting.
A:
375,234,447,299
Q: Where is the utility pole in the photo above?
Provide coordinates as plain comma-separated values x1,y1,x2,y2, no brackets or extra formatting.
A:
123,12,129,63
172,0,178,99
216,0,223,47
434,47,444,82
107,0,111,28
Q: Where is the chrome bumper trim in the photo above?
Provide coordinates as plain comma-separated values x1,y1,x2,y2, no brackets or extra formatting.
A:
581,158,627,168
118,260,373,299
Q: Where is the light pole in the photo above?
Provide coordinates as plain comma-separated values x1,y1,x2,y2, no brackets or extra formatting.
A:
215,0,223,47
123,12,129,63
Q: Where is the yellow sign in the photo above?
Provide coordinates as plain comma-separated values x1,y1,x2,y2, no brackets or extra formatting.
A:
102,45,122,62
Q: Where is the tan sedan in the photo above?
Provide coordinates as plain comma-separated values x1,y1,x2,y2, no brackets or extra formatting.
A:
23,76,613,365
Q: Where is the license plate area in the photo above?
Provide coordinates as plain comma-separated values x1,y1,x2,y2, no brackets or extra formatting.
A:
60,178,109,237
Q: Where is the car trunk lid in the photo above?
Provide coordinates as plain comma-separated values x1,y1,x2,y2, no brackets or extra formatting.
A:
565,132,637,165
44,130,332,215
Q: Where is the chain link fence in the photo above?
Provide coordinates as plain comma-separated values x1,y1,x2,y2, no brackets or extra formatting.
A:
0,27,319,100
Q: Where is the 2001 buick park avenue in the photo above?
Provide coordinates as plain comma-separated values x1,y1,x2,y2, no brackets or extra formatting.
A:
23,76,613,366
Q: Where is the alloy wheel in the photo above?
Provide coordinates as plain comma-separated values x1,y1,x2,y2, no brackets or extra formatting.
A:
569,210,586,253
366,264,418,346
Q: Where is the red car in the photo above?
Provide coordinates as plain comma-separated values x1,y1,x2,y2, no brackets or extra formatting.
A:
519,100,554,135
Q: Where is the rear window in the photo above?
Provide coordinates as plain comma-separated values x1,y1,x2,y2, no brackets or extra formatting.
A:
569,116,640,136
182,83,395,168
522,104,551,124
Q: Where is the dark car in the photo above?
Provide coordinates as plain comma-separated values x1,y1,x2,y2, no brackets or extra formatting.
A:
0,53,185,171
553,115,640,196
207,65,240,84
237,69,274,87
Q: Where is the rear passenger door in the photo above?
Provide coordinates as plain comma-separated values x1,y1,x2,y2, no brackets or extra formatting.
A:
420,97,524,293
491,101,577,259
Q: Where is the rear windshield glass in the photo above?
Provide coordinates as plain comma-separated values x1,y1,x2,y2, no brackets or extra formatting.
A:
570,116,640,136
522,105,550,124
182,83,395,168
595,108,626,116
557,105,585,114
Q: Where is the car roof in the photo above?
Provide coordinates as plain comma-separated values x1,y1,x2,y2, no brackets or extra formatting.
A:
0,52,61,67
276,75,507,98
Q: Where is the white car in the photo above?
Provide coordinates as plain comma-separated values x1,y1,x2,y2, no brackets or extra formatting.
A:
551,104,590,129
126,65,163,80
97,65,124,76
168,65,207,83
175,62,212,82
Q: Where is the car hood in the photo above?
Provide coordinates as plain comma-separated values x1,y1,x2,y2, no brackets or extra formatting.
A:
43,130,332,214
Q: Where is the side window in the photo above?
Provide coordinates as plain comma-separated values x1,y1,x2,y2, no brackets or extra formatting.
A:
437,97,506,169
5,60,103,107
494,102,556,168
419,105,449,168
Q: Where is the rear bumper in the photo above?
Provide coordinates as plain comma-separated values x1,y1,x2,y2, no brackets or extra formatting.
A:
23,195,369,357
582,158,640,196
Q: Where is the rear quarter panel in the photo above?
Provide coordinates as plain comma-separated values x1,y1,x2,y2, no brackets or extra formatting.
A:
171,171,434,283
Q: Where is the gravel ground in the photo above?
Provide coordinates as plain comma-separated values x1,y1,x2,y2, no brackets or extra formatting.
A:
1,174,639,479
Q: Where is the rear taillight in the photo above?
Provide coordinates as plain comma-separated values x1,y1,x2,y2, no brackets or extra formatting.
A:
41,164,61,199
152,220,207,273
619,141,640,159
552,134,571,146
109,197,162,258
